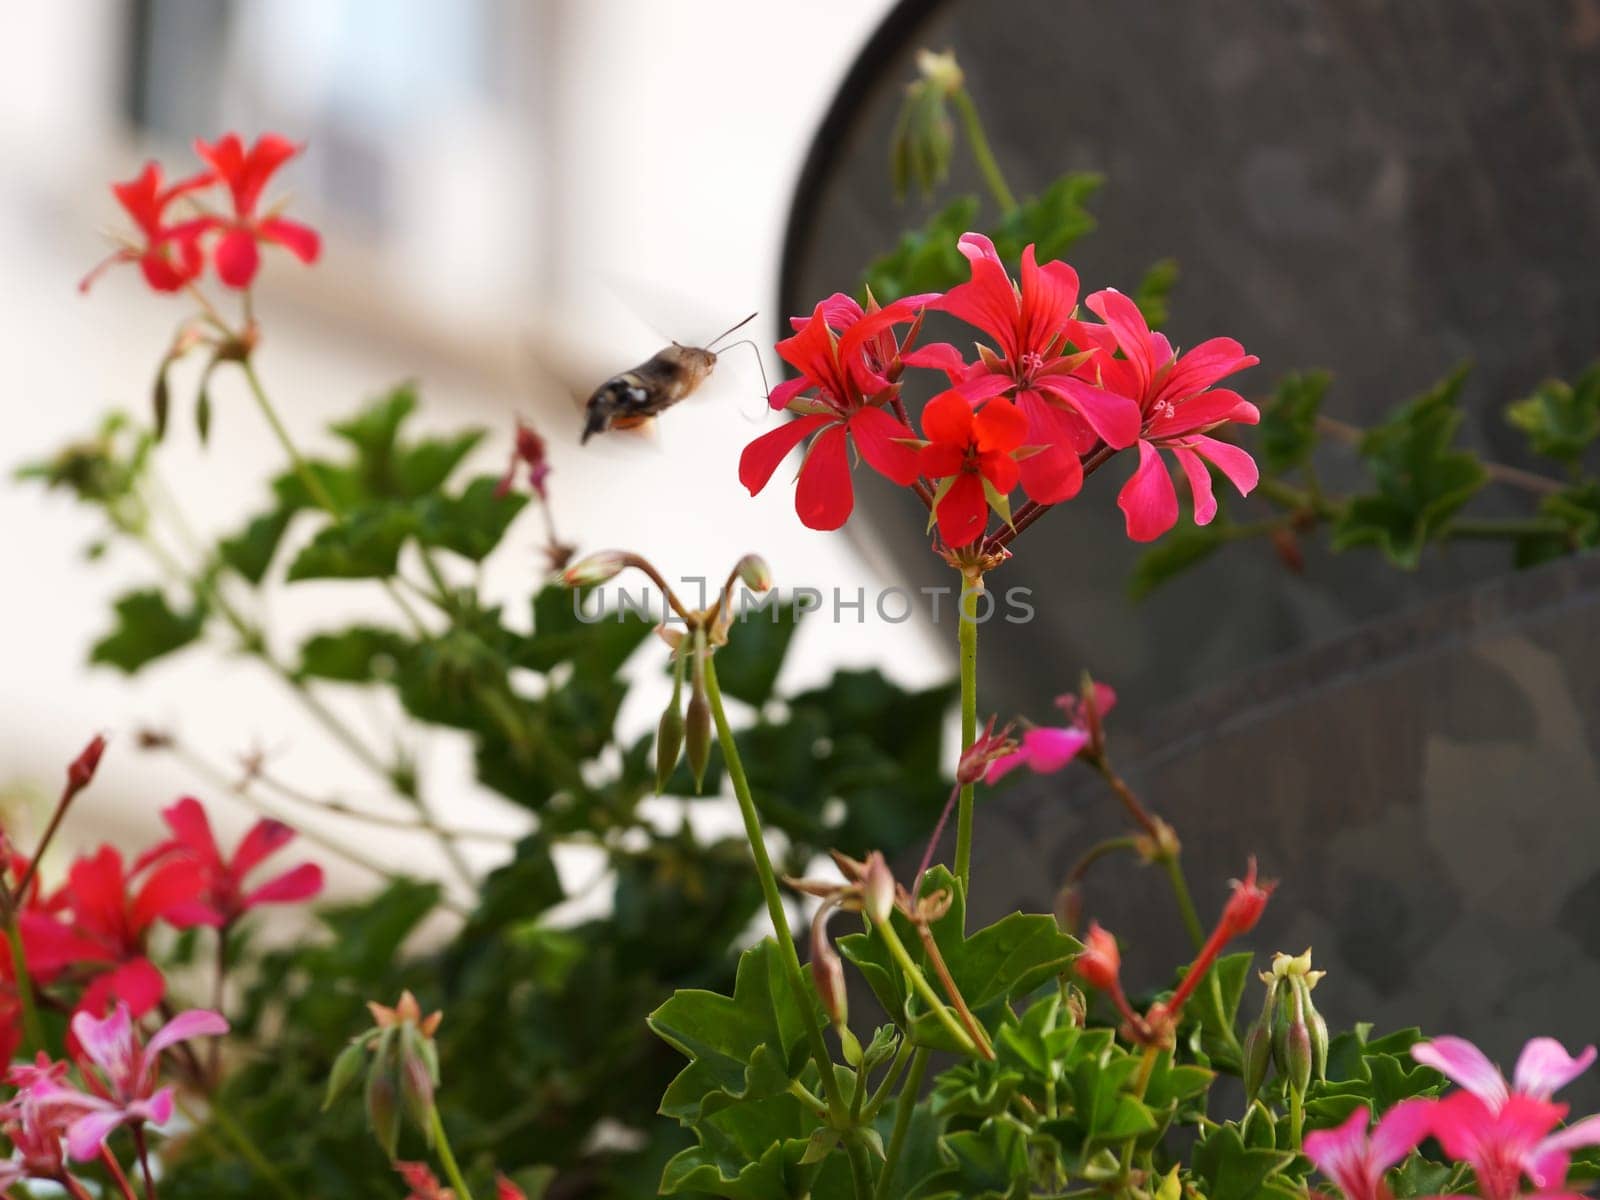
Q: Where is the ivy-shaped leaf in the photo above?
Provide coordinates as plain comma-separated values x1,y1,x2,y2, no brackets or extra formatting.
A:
286,504,419,581
861,197,981,303
988,174,1103,266
1259,370,1330,473
90,588,205,673
414,475,528,562
1332,366,1487,568
297,626,410,683
216,508,294,584
1189,1125,1295,1198
1506,361,1600,466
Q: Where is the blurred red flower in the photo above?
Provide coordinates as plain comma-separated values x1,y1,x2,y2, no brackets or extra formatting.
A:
193,133,321,288
78,162,215,294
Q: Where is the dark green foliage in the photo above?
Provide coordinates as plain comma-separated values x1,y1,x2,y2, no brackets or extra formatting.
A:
90,588,205,673
1506,361,1600,466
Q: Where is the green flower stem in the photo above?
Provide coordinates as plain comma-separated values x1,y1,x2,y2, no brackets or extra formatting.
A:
863,1036,913,1120
4,913,44,1054
953,580,981,890
1162,854,1242,1057
1288,1084,1305,1150
875,916,979,1057
845,1135,874,1199
701,655,848,1122
873,1047,929,1200
952,87,1018,214
429,1108,475,1200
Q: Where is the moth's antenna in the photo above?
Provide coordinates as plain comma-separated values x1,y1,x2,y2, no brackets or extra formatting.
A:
705,311,759,351
717,338,772,404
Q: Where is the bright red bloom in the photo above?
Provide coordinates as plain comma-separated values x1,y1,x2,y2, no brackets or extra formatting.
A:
913,233,1142,504
396,1162,453,1200
918,391,1027,546
1218,857,1274,938
27,846,205,1019
193,133,320,288
740,293,935,531
1076,288,1260,541
79,163,215,294
144,797,324,928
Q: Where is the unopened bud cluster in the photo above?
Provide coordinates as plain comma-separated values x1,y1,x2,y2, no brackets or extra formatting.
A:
1243,950,1329,1101
325,991,444,1157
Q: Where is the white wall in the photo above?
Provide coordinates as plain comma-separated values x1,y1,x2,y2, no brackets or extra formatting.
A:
0,1,945,898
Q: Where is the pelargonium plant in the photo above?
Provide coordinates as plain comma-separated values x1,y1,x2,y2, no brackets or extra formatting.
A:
10,48,1600,1200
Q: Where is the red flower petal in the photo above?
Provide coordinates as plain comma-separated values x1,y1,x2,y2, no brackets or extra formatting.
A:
231,817,295,878
738,413,832,496
1190,435,1259,498
1155,337,1258,404
919,442,965,479
935,472,989,547
1171,446,1219,525
1014,392,1084,504
1117,440,1179,542
973,397,1027,453
939,233,1022,360
922,390,975,446
794,426,854,530
130,859,206,934
1017,246,1079,353
214,227,261,289
161,797,222,867
258,216,321,264
243,862,324,908
1036,374,1142,449
848,406,920,486
1086,289,1160,397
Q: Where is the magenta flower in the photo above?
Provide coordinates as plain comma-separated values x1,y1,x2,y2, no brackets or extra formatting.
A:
1412,1036,1600,1199
56,1003,228,1159
1303,1099,1434,1200
0,1057,76,1189
1076,288,1260,541
912,233,1142,505
985,682,1116,783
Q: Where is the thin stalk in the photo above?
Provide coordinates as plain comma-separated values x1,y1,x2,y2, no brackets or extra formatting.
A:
60,1176,97,1200
875,916,980,1057
952,88,1017,214
914,922,995,1058
192,1096,297,1200
131,1129,157,1200
863,1037,913,1120
4,914,44,1053
428,1108,475,1200
1163,852,1239,1056
953,579,981,889
1288,1084,1306,1149
702,655,847,1120
845,1136,873,1200
98,1147,139,1200
873,1048,929,1200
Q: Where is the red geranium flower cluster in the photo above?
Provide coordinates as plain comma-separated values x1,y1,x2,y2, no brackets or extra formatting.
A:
742,232,1259,546
3,794,322,1063
81,133,319,294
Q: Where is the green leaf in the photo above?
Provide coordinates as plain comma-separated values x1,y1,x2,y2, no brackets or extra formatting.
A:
938,1117,1031,1200
286,504,419,581
1506,361,1600,465
331,385,417,464
415,475,528,562
297,626,410,683
90,589,205,673
1128,523,1229,600
650,940,822,1120
710,601,801,708
989,174,1103,265
1259,371,1330,473
658,1096,829,1199
1516,482,1600,566
1132,258,1180,329
394,430,484,499
1332,366,1488,568
216,508,295,584
1190,1125,1295,1198
519,586,653,680
861,197,981,303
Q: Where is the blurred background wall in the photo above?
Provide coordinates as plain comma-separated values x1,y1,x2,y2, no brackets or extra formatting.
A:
0,0,954,894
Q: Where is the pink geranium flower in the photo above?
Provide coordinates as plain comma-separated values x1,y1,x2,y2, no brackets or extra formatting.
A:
144,796,324,929
740,292,936,531
1303,1099,1434,1200
56,1003,228,1159
1412,1036,1600,1198
193,133,321,288
911,233,1142,505
985,682,1116,782
1076,288,1260,541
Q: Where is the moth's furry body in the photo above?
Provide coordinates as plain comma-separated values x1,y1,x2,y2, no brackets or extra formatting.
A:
580,345,716,443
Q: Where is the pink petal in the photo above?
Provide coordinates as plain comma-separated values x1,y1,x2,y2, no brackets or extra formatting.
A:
985,749,1029,784
242,862,324,908
1148,388,1256,438
767,376,809,411
1085,289,1159,396
70,1003,133,1081
1368,1097,1436,1173
738,414,832,496
901,342,970,380
231,817,295,878
213,227,260,288
161,797,221,865
1017,247,1079,352
1014,392,1083,505
1036,375,1142,449
1514,1039,1596,1100
101,959,167,1017
1116,440,1179,543
1171,446,1219,525
1155,337,1258,404
1191,435,1259,499
848,406,921,486
1018,727,1090,774
1302,1107,1371,1189
131,858,205,932
794,426,855,531
66,1109,128,1161
258,216,321,264
934,473,988,547
146,1009,229,1064
939,234,1022,360
1413,1037,1509,1109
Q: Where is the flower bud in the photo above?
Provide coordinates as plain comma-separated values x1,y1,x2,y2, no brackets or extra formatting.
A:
733,554,773,594
1075,922,1121,992
810,901,848,1028
956,716,1018,786
1281,985,1314,1096
399,1027,438,1139
1309,1004,1329,1084
684,682,712,793
1219,857,1275,938
1242,1021,1273,1101
561,550,627,588
65,734,107,799
656,696,685,793
365,1035,402,1157
323,1038,370,1111
889,50,962,201
861,852,895,926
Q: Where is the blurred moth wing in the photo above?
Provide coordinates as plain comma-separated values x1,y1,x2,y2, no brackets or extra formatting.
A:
581,343,718,443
